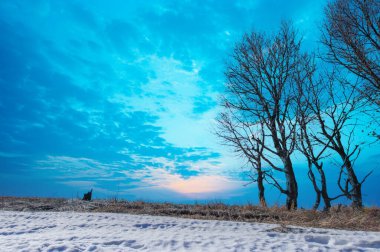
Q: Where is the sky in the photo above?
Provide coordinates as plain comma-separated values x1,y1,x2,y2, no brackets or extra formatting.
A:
0,0,379,207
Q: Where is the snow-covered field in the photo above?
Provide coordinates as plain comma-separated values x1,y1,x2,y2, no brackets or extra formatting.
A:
0,211,379,251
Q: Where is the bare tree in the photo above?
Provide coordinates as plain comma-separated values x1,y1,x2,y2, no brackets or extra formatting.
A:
322,0,380,105
218,23,313,210
216,110,267,207
295,63,333,210
306,70,371,208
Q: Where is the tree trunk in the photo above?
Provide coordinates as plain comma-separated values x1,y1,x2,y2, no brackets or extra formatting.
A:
284,157,298,210
318,168,331,210
344,158,363,208
313,191,321,210
308,161,331,210
309,169,321,209
257,169,267,207
307,160,321,210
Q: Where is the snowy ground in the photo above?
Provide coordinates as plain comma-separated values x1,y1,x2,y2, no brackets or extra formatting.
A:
0,211,379,251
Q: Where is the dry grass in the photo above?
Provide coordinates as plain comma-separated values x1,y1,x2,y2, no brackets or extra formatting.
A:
1,196,379,231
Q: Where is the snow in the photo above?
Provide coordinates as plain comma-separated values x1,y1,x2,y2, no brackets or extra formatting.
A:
0,210,379,251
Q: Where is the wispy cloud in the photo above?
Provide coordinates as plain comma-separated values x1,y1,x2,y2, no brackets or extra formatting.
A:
35,156,124,179
35,153,244,199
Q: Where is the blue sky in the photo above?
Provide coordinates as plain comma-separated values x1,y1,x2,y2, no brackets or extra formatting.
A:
0,0,379,207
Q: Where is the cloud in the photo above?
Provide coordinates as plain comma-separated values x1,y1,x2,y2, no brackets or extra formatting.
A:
109,55,221,149
164,175,241,194
34,152,243,199
35,156,123,179
60,180,96,188
122,167,242,197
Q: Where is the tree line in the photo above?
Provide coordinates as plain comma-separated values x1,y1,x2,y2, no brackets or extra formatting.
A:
217,0,379,210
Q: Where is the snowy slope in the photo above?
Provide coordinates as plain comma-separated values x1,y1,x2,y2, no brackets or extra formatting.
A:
0,211,379,251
